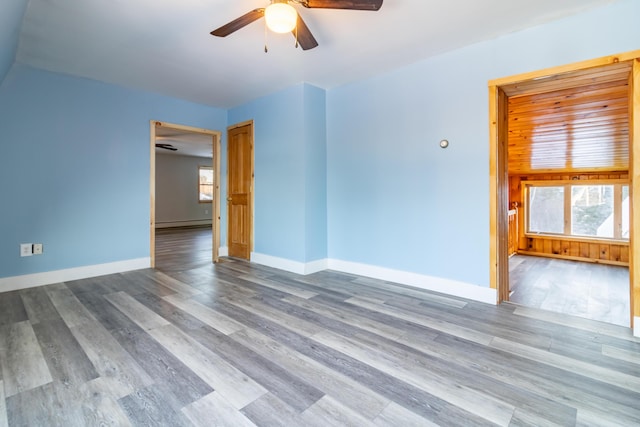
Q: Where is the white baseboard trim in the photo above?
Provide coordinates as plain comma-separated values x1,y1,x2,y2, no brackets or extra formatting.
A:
250,252,306,275
327,259,497,305
155,220,212,229
246,253,495,305
305,258,328,275
0,257,151,293
635,317,640,338
250,253,327,275
218,246,228,257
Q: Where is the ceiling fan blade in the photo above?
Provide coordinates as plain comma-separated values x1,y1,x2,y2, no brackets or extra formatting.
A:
302,0,382,11
294,15,318,51
211,9,265,37
155,144,177,151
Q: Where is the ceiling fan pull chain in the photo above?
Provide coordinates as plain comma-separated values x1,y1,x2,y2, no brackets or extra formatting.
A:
295,22,299,48
264,19,269,53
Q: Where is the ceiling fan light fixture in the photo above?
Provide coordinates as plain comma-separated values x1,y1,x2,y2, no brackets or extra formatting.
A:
265,2,297,34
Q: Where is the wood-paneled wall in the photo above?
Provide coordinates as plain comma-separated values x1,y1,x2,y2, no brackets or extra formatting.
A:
510,171,629,203
510,172,629,266
519,236,629,266
508,209,518,257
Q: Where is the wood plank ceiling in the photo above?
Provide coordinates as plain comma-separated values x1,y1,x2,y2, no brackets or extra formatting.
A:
503,61,632,175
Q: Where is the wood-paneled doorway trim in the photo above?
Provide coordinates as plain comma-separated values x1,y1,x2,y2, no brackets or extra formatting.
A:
149,121,222,267
489,50,640,334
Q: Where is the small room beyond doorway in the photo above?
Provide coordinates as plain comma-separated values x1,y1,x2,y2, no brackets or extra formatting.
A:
151,122,221,270
503,61,632,327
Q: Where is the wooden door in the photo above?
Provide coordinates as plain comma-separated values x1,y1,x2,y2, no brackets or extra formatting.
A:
227,122,253,259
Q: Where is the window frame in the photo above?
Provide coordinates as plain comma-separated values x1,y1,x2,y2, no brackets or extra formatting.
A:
198,165,214,203
523,179,629,242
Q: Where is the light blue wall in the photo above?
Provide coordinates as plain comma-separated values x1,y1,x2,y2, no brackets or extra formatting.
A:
326,0,640,287
1,0,637,287
228,85,306,262
304,84,327,262
0,0,29,85
228,83,327,262
0,64,227,278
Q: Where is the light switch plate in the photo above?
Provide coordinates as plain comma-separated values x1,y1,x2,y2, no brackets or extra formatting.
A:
20,243,33,257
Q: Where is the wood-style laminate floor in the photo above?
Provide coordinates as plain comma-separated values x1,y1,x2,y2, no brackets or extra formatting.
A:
509,255,630,327
0,229,638,426
155,226,214,271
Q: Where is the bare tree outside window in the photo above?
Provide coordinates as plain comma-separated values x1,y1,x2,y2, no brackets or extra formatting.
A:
529,186,564,234
526,183,628,241
571,185,613,237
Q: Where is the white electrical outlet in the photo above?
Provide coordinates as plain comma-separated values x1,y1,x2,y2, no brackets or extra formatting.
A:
20,243,33,257
33,243,43,255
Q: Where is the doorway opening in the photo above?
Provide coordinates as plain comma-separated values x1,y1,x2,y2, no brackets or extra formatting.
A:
150,121,222,269
489,51,640,332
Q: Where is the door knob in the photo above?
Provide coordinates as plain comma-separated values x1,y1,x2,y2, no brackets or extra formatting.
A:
227,197,232,202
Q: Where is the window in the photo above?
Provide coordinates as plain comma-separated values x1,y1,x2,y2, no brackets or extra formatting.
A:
526,182,628,241
528,186,564,234
198,166,213,202
571,185,613,238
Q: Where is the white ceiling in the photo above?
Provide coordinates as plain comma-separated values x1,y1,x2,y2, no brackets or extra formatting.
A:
16,0,618,109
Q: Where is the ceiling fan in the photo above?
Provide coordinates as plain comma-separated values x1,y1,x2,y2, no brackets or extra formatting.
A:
211,0,383,51
155,143,178,151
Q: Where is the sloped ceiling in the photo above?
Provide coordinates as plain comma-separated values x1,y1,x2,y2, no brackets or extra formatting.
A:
6,0,621,108
0,0,29,84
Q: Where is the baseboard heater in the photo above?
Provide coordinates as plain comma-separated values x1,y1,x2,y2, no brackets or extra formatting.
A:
155,220,212,229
